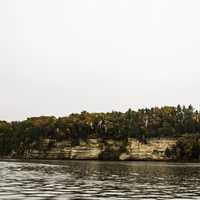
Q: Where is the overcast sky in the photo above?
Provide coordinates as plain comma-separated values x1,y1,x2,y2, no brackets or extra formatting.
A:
0,0,200,121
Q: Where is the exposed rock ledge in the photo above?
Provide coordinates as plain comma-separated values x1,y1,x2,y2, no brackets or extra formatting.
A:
20,138,176,161
119,138,176,161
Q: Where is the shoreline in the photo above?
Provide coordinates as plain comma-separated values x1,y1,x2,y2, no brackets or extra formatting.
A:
0,137,199,162
0,158,199,163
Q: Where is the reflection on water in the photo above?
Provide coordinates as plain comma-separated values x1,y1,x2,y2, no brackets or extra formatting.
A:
0,160,200,199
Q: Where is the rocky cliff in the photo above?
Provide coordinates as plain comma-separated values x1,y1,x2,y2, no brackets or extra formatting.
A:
120,138,176,161
20,138,176,161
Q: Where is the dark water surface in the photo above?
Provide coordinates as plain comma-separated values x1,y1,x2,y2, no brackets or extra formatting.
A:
0,160,200,199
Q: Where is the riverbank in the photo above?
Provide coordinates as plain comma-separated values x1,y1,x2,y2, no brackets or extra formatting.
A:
2,138,177,161
1,107,200,161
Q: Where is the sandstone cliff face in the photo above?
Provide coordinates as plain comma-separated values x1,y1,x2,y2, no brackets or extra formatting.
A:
24,139,102,160
23,138,176,161
119,138,176,161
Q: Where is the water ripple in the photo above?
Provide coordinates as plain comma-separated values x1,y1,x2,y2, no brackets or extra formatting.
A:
0,161,199,199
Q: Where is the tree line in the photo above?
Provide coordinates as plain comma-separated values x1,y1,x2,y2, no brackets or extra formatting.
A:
0,105,200,158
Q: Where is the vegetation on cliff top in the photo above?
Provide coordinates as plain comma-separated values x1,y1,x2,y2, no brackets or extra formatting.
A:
0,105,200,160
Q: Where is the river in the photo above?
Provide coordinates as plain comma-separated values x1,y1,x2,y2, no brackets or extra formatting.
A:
0,160,199,199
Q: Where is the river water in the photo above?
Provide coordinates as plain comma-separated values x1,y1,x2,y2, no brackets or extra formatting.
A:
0,160,200,199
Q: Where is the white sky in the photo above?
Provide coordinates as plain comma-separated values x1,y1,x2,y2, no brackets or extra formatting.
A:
0,0,200,121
